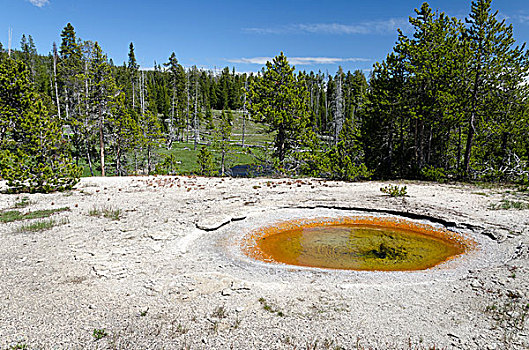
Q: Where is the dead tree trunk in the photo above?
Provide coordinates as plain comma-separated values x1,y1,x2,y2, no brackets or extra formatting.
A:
99,104,105,177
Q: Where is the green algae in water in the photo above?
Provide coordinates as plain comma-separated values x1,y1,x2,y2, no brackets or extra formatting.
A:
257,225,464,271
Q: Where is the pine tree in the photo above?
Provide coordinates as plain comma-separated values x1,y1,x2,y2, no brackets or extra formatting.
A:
462,0,529,177
0,58,80,192
197,145,214,176
107,91,139,175
248,52,312,170
57,23,84,162
362,53,408,178
395,3,465,174
127,42,140,114
90,42,116,176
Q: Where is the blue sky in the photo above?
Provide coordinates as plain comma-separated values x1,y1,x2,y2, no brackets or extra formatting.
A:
3,0,529,74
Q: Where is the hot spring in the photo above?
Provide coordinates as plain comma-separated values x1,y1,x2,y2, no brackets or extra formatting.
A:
242,216,475,271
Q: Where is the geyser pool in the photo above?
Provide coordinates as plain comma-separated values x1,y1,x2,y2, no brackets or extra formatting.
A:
242,216,474,271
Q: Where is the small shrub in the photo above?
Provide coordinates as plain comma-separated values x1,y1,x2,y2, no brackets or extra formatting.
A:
197,146,215,176
380,185,407,197
92,328,108,340
103,208,121,220
420,165,448,183
154,154,180,175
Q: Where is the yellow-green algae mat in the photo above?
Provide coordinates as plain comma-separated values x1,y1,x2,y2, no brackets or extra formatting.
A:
242,216,476,271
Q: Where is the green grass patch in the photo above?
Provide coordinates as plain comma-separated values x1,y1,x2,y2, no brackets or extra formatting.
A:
0,207,70,223
16,218,69,233
156,141,263,175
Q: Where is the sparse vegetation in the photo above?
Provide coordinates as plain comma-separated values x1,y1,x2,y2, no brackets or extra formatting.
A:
88,206,122,220
485,300,529,346
16,218,69,233
13,197,31,208
489,199,529,210
258,297,284,317
212,305,227,319
174,323,188,334
380,185,408,197
92,328,108,340
0,207,70,223
8,344,28,350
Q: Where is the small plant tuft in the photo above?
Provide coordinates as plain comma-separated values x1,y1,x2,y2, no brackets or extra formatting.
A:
380,185,407,197
212,305,227,319
88,206,122,220
258,297,284,316
175,323,188,334
92,328,108,340
13,197,31,208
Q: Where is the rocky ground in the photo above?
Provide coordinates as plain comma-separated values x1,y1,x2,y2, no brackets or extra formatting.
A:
0,177,528,349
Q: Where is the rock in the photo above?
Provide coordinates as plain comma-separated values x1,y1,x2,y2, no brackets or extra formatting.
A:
235,307,245,313
221,288,232,296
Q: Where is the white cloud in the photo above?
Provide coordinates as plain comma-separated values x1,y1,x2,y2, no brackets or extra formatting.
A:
516,15,529,23
244,19,410,36
27,0,49,7
227,56,371,66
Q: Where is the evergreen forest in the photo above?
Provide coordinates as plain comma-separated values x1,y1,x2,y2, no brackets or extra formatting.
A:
1,0,528,193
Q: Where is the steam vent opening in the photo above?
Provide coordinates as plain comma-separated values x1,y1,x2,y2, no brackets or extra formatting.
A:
242,217,475,271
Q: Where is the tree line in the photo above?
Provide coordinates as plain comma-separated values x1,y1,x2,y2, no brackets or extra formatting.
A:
249,0,529,183
1,0,528,193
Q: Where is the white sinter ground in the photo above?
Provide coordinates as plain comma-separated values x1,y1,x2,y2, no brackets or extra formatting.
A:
0,176,528,349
